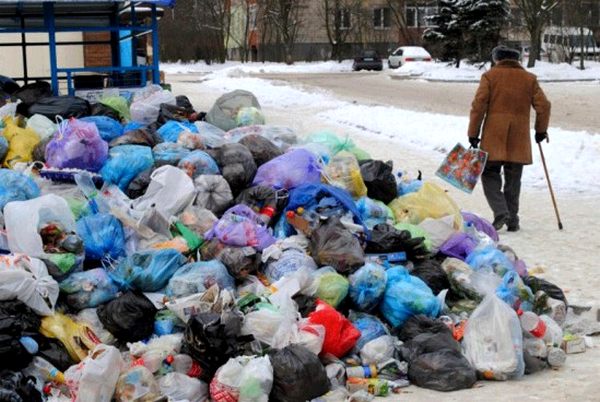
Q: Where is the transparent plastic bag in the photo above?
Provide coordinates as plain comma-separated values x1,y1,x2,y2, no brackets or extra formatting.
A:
236,106,265,127
463,295,525,381
157,120,198,142
76,308,116,345
0,254,59,316
210,356,273,402
59,268,119,310
152,142,190,167
178,150,220,179
26,114,57,141
0,169,40,211
360,335,396,365
389,182,462,229
241,302,297,349
466,246,515,277
166,260,235,298
194,121,226,148
159,372,208,402
325,152,367,199
114,366,160,402
264,248,318,283
355,197,395,229
45,118,109,172
130,86,176,124
194,174,233,215
252,148,322,190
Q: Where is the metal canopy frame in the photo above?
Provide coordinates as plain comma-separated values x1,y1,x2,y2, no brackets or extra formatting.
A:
0,1,170,95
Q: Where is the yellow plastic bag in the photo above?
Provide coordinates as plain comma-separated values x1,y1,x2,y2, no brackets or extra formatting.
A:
389,181,463,229
2,117,40,167
324,151,367,199
40,313,101,362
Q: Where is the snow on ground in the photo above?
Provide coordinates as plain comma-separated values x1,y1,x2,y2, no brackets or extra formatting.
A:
392,60,600,82
199,70,600,195
161,60,354,75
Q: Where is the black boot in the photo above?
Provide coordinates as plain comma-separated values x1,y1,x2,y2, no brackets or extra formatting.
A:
492,215,507,231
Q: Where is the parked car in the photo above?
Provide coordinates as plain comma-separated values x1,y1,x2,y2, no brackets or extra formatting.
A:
352,50,383,71
388,46,432,68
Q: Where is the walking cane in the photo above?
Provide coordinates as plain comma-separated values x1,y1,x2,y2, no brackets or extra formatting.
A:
538,142,564,230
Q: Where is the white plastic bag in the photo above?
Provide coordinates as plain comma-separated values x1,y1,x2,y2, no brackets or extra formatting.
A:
241,298,298,349
418,215,457,253
210,356,273,402
65,344,125,402
360,335,396,365
76,308,115,345
27,114,57,141
463,295,525,381
0,102,17,120
159,372,208,402
0,254,59,315
130,86,176,124
131,165,196,219
4,194,75,257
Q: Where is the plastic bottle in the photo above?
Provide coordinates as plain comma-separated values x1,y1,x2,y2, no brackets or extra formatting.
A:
346,377,389,396
133,350,165,373
25,357,65,384
547,347,567,368
520,311,547,339
540,314,564,346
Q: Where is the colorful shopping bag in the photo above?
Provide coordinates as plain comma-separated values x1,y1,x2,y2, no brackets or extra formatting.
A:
436,143,488,194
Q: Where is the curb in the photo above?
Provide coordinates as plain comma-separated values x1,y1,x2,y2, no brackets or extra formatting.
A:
389,75,600,84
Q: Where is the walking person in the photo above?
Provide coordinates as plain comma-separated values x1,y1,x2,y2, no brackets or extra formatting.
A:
468,46,551,232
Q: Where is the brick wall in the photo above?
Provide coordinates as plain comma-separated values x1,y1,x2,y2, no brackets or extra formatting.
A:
83,32,112,67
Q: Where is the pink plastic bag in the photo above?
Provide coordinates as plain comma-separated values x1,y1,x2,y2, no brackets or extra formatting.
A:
45,118,109,172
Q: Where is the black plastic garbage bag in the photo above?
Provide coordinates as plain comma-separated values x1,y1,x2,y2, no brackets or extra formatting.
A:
97,291,157,342
523,276,567,305
238,134,283,167
157,102,194,126
310,217,364,274
403,331,476,392
269,344,330,402
110,128,161,148
396,315,452,342
90,103,120,120
411,259,450,295
35,338,76,371
408,348,477,392
366,223,428,260
0,371,43,402
214,143,257,195
235,185,287,223
27,96,90,119
176,95,196,113
293,294,319,318
0,75,20,94
13,81,52,107
183,310,253,382
32,136,52,163
0,300,41,370
200,239,260,280
360,160,397,204
126,167,154,199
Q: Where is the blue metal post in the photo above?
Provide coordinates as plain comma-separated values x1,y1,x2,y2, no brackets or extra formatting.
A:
151,4,160,85
43,2,59,95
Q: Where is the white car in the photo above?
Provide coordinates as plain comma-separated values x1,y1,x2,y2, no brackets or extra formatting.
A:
388,46,433,68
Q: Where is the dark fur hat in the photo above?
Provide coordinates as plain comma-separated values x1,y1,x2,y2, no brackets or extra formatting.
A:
492,46,521,62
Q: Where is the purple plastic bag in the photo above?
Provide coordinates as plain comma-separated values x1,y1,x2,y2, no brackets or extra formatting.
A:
439,232,477,261
204,204,276,251
252,148,322,189
462,211,499,242
45,118,109,172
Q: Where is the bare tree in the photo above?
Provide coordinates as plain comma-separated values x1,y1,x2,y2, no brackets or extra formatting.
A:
321,0,362,61
229,0,253,62
514,0,562,67
265,0,304,64
563,0,596,69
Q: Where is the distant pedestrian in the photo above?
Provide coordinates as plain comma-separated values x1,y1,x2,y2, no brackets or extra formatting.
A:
468,46,551,232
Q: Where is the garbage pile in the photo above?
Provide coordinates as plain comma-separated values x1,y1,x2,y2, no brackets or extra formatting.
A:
0,81,582,401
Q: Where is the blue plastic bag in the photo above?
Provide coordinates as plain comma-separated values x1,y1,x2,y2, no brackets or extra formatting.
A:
177,150,219,179
157,120,198,142
152,143,190,167
109,249,187,292
76,212,126,261
264,249,318,283
59,268,120,309
165,260,235,298
81,116,124,142
0,136,8,162
466,246,515,276
355,197,394,229
100,145,154,191
496,271,534,311
0,169,40,211
348,263,388,312
380,266,443,328
349,311,389,351
123,121,145,133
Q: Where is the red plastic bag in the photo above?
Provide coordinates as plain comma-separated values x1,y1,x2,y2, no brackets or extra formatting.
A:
308,300,360,358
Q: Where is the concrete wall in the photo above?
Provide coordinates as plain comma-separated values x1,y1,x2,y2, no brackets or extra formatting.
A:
0,32,84,81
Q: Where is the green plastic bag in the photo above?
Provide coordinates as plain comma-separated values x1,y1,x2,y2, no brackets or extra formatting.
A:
394,222,433,252
101,96,131,121
314,267,349,308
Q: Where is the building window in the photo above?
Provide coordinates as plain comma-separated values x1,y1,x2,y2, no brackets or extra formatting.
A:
406,5,437,27
373,7,391,29
337,8,351,30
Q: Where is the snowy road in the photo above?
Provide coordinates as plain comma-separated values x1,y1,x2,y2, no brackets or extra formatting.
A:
167,70,600,402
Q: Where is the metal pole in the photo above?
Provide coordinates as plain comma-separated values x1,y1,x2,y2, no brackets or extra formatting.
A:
20,12,29,85
151,4,160,85
43,2,59,95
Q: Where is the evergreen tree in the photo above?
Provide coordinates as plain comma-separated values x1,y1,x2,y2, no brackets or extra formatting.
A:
424,0,510,66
